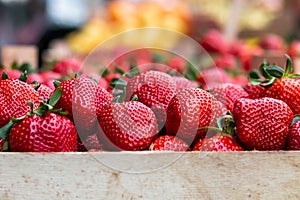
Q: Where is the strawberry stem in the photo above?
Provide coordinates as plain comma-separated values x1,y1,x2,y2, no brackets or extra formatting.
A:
1,72,8,80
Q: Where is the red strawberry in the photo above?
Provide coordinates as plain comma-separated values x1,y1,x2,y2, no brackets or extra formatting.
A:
0,69,22,79
27,73,43,84
98,101,158,151
288,118,300,150
167,56,187,73
288,41,300,59
259,34,284,51
244,82,265,99
9,112,77,152
251,56,300,114
125,70,176,129
0,79,40,127
149,135,190,151
265,78,300,114
233,97,293,150
31,83,53,102
54,77,113,133
193,134,243,151
173,76,198,93
200,29,228,54
197,67,233,89
214,54,236,70
210,83,249,113
77,133,104,152
165,88,222,145
52,58,81,76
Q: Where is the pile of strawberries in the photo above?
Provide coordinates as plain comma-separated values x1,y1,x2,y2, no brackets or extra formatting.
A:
1,30,300,152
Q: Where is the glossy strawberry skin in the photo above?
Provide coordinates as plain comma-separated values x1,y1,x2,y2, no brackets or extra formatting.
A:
264,78,300,114
77,133,104,152
193,134,243,152
244,82,265,99
9,112,78,152
98,101,158,151
125,71,176,128
0,79,40,127
210,83,249,113
165,88,223,145
172,76,197,93
149,135,190,151
54,77,113,132
233,97,294,150
288,120,300,150
52,58,81,76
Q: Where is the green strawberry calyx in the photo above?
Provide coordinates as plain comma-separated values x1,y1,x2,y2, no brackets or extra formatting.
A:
199,111,237,137
249,54,300,88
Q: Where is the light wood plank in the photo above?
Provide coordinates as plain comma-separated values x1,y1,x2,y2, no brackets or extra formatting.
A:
0,152,299,199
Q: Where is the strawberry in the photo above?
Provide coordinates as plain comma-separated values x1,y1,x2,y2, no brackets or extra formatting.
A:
0,69,22,79
77,133,104,152
98,101,158,151
249,55,300,114
31,83,53,102
39,71,62,90
233,97,293,150
288,117,300,150
0,78,40,128
0,88,78,152
200,29,229,54
197,67,233,89
54,77,113,133
214,54,236,70
288,41,300,59
125,70,176,129
172,76,198,93
149,135,190,151
210,83,249,113
9,112,77,152
193,134,243,151
259,34,284,51
27,73,43,84
165,88,222,145
52,58,81,76
167,56,187,73
244,82,265,99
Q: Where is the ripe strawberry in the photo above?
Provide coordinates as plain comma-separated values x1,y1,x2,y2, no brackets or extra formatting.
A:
77,133,104,152
197,67,233,89
214,54,236,70
200,29,229,54
250,55,300,114
288,117,300,150
0,69,21,79
193,134,243,151
172,76,197,93
31,83,53,102
0,79,40,127
288,41,300,59
165,88,222,145
233,97,293,150
265,78,300,114
27,73,43,84
210,83,249,113
149,135,190,151
52,58,81,76
39,71,62,90
54,77,113,133
98,101,158,151
167,56,187,73
244,82,265,99
125,70,176,128
9,112,77,152
259,34,284,51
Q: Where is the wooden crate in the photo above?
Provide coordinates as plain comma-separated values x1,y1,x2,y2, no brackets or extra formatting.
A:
0,151,299,199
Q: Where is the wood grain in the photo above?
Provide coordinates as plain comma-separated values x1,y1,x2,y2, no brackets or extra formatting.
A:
0,152,299,199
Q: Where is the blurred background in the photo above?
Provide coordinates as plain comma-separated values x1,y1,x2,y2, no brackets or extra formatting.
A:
1,0,300,66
